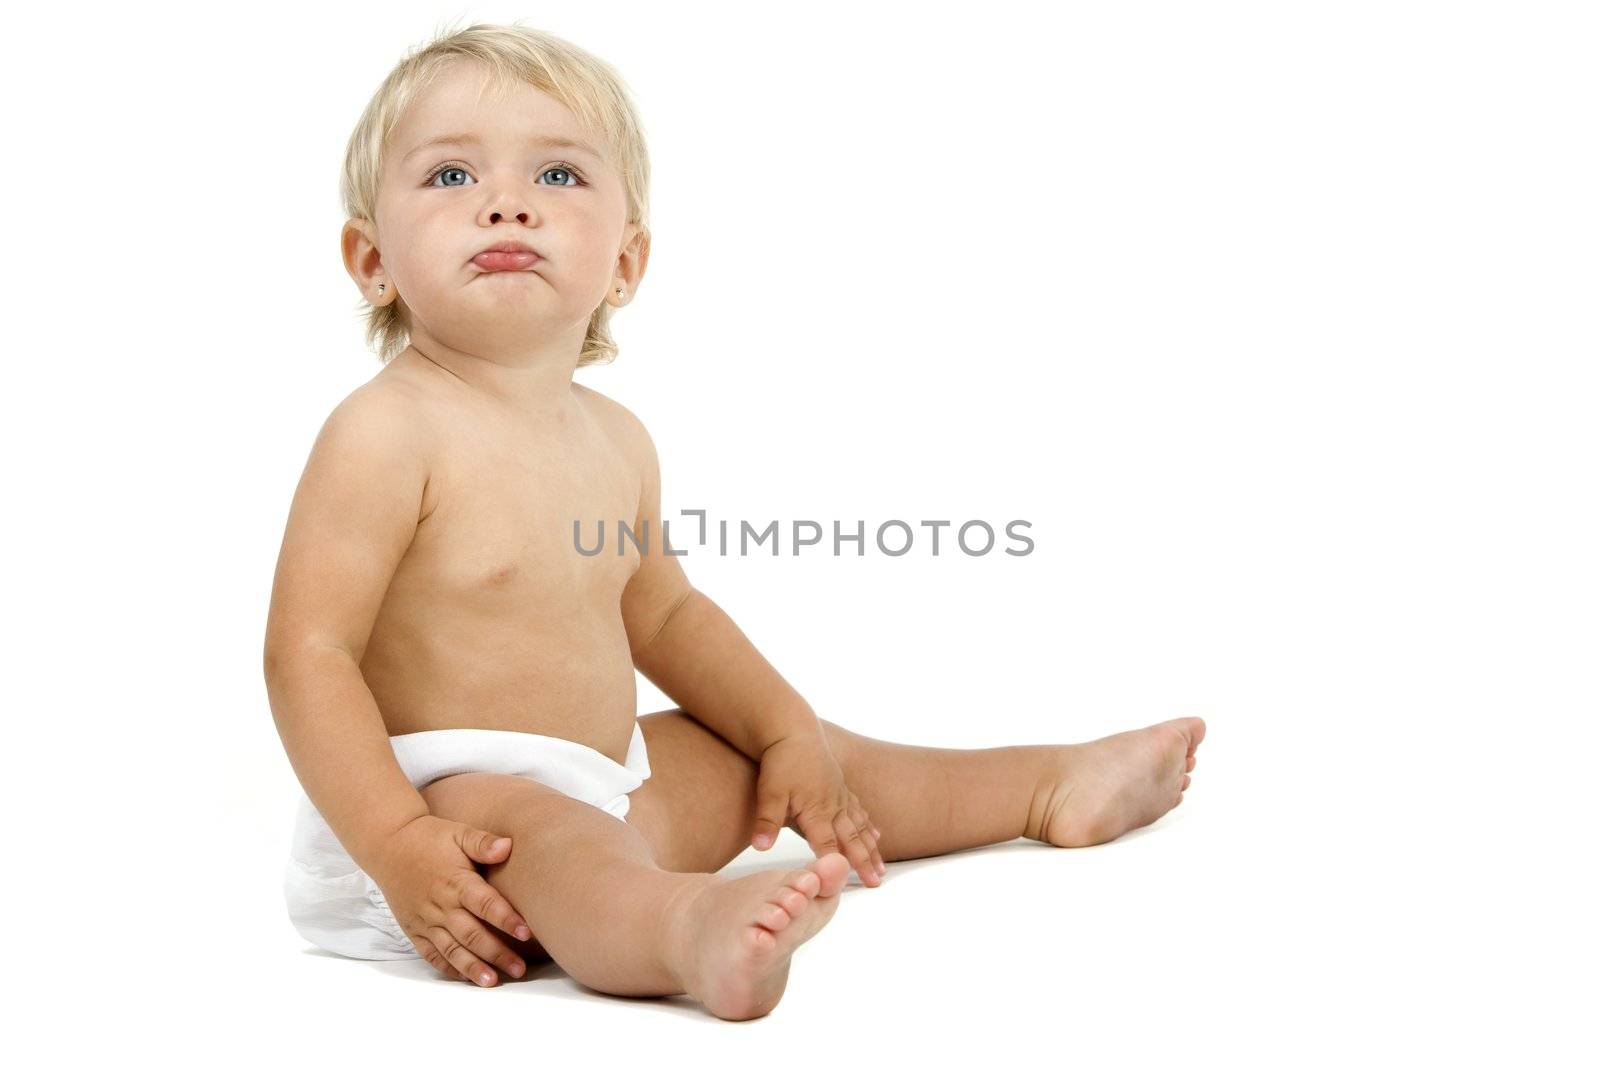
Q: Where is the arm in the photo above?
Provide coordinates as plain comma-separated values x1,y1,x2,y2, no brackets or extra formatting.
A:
617,416,821,761
263,391,533,984
266,642,428,871
261,391,433,871
614,409,888,885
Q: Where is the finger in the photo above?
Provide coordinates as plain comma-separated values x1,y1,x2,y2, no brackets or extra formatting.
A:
413,935,465,981
458,871,533,942
847,802,886,880
750,784,789,851
459,824,514,866
794,810,841,866
432,926,499,987
422,927,473,983
852,806,886,877
446,910,527,981
834,807,880,886
842,796,878,852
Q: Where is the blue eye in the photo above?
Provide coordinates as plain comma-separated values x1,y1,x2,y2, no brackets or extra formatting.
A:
430,165,471,188
424,163,587,188
539,165,584,187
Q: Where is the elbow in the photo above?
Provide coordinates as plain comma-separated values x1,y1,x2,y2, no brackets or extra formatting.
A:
263,637,355,686
263,635,288,683
632,586,699,661
263,628,288,679
263,643,298,688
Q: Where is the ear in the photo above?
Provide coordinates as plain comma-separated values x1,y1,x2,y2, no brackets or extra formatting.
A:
342,218,391,305
610,223,650,305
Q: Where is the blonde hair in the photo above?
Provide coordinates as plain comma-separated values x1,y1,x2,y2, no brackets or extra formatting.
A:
340,21,651,367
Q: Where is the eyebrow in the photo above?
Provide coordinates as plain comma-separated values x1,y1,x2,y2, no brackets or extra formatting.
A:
401,132,604,164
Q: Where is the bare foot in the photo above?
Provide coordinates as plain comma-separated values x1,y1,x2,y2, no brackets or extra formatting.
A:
664,852,851,1021
1025,717,1206,847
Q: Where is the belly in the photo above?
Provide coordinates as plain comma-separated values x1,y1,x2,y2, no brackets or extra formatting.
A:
359,595,641,766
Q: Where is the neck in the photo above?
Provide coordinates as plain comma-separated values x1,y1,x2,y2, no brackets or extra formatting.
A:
401,327,585,420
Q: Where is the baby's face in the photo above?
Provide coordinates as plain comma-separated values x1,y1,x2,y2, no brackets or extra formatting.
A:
355,61,643,358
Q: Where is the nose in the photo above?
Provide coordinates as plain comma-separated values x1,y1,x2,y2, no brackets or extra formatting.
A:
479,181,536,226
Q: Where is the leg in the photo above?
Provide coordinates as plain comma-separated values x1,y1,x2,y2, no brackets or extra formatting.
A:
419,770,852,1020
822,716,1207,851
627,710,1207,875
629,710,1051,867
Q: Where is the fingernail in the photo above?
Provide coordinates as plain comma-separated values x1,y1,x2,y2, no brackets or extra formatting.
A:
515,925,532,941
477,971,494,986
754,834,772,849
511,962,526,978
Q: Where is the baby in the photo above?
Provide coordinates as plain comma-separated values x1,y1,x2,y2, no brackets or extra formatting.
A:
263,23,1205,1022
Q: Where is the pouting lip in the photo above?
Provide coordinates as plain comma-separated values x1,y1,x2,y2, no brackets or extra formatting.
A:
474,240,541,258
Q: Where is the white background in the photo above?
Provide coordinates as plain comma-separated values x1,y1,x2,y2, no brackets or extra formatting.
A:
4,1,1595,1061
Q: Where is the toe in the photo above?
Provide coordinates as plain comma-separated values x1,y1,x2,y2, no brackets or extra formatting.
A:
808,853,852,896
786,869,821,898
1181,774,1191,791
1186,754,1196,772
774,886,809,916
759,903,793,932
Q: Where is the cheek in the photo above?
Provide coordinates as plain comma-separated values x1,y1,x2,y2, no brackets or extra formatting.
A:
394,222,455,286
565,221,621,278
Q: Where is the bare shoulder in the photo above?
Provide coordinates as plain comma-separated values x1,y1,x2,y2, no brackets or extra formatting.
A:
324,372,439,461
574,382,659,469
309,369,445,519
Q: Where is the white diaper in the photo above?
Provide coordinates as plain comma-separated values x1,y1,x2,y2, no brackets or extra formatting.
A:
284,722,652,961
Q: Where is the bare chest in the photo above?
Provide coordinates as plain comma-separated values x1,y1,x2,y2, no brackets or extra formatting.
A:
400,417,643,609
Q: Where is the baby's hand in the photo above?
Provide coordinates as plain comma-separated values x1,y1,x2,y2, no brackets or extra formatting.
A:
366,814,533,986
751,733,886,888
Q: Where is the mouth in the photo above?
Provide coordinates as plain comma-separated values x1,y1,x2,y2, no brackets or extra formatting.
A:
472,248,541,272
472,240,542,272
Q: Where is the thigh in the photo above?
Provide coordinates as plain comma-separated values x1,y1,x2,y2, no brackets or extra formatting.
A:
626,709,776,874
419,769,559,833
